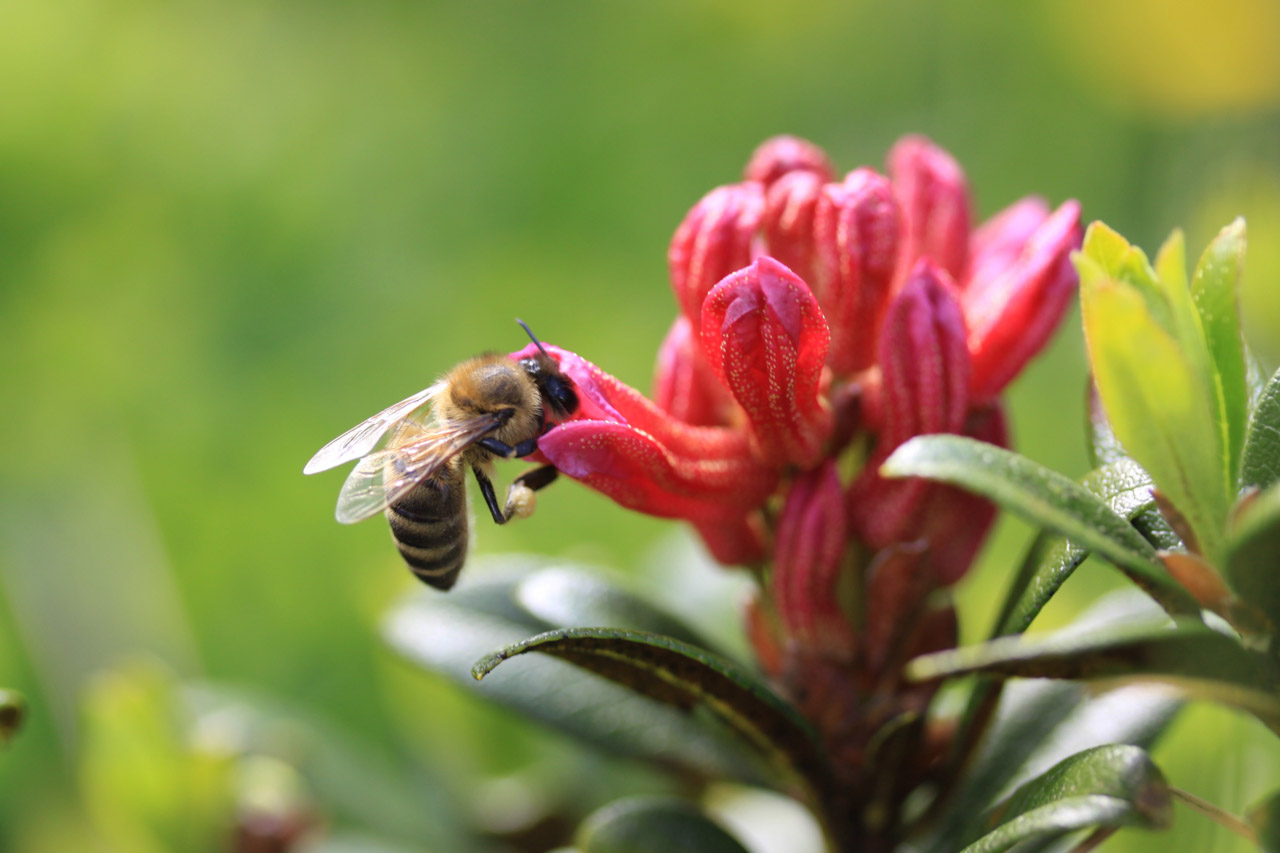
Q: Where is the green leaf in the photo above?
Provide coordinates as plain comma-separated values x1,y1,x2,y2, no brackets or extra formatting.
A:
383,564,772,787
513,565,714,651
1080,269,1229,564
960,744,1172,852
472,627,829,798
1191,219,1249,482
1225,479,1280,631
1086,379,1127,469
0,689,25,747
881,436,1199,616
576,797,751,853
1248,788,1280,852
1240,365,1280,491
908,619,1280,733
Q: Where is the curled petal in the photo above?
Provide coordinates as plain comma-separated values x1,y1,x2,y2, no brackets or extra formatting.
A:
761,170,825,286
847,263,970,546
744,135,835,186
694,512,769,566
669,183,765,323
915,403,1009,584
965,196,1051,293
888,135,971,281
963,200,1083,401
812,168,903,373
773,461,856,660
699,257,833,468
653,315,734,427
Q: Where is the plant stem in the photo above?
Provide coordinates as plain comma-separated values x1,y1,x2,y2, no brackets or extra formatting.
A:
1169,786,1257,843
1069,827,1116,852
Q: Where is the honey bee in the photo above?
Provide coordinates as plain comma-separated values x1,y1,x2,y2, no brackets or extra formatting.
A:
304,321,579,590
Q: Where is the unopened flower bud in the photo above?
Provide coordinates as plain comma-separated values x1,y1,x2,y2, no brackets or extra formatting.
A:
699,257,833,467
744,135,835,186
761,170,825,286
669,183,765,323
888,135,971,281
812,168,903,373
653,315,734,426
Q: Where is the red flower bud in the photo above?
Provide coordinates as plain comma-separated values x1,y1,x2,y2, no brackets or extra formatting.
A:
862,542,928,674
744,135,835,186
653,315,734,426
812,169,903,374
888,135,971,282
761,170,825,286
847,262,970,546
963,200,1082,401
773,461,856,660
694,512,769,566
699,257,833,468
669,183,765,323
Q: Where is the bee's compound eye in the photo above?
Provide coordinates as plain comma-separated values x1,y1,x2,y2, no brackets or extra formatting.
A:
546,377,578,416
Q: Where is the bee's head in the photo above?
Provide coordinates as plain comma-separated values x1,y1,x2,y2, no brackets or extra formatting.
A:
515,319,579,419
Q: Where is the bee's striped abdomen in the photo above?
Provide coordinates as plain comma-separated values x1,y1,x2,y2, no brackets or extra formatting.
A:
385,469,468,590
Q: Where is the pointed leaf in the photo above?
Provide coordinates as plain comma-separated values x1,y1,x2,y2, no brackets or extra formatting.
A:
908,619,1280,732
576,797,751,853
0,689,25,747
881,435,1198,615
1241,365,1280,491
472,627,829,798
383,562,772,787
1086,380,1127,469
1248,789,1280,852
1191,219,1248,481
960,744,1172,853
1225,479,1280,631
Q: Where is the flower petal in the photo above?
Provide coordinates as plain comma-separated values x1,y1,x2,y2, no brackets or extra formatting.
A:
744,135,835,186
964,200,1082,400
965,196,1051,293
652,315,734,427
694,513,769,566
669,183,765,323
699,257,833,468
761,169,825,286
812,168,903,373
888,135,971,281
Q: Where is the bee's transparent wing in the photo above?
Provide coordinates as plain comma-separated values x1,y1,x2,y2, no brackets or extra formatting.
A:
332,413,506,524
303,382,445,475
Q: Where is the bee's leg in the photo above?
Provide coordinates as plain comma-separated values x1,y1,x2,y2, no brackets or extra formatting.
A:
476,437,541,459
503,465,558,520
471,467,510,525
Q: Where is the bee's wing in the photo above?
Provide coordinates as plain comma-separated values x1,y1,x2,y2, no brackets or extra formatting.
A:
303,382,445,475
332,412,506,524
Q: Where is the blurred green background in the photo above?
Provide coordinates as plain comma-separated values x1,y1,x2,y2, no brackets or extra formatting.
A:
3,1,1280,850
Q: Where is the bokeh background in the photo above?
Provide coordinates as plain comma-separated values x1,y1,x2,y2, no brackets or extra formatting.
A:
4,1,1280,850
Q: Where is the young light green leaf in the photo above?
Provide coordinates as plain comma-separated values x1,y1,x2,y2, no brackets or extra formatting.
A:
0,689,25,747
1225,479,1280,631
1077,223,1171,332
576,797,751,853
472,627,829,800
1191,219,1248,481
959,744,1172,853
908,619,1280,733
881,436,1198,616
1240,365,1280,491
383,565,772,787
1081,274,1230,564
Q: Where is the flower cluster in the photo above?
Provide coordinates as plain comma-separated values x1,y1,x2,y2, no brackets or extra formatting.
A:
512,134,1080,773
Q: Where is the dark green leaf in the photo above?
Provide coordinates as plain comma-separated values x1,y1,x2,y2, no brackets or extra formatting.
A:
1249,788,1280,852
1086,379,1128,469
960,744,1172,852
881,436,1198,616
576,797,750,853
384,563,772,787
0,689,25,747
1240,365,1280,491
1224,480,1280,631
513,565,713,650
908,619,1280,732
1191,219,1248,483
472,627,828,797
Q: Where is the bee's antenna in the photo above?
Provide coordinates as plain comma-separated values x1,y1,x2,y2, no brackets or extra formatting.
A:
516,318,552,359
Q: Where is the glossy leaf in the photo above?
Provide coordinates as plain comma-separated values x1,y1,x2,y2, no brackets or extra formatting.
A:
1225,480,1280,631
513,565,714,651
881,435,1198,615
909,618,1280,732
959,744,1172,852
0,689,25,747
1085,380,1127,469
472,627,829,797
1249,788,1280,852
1079,258,1229,564
576,797,750,853
1190,219,1248,481
1240,365,1280,491
383,564,772,787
